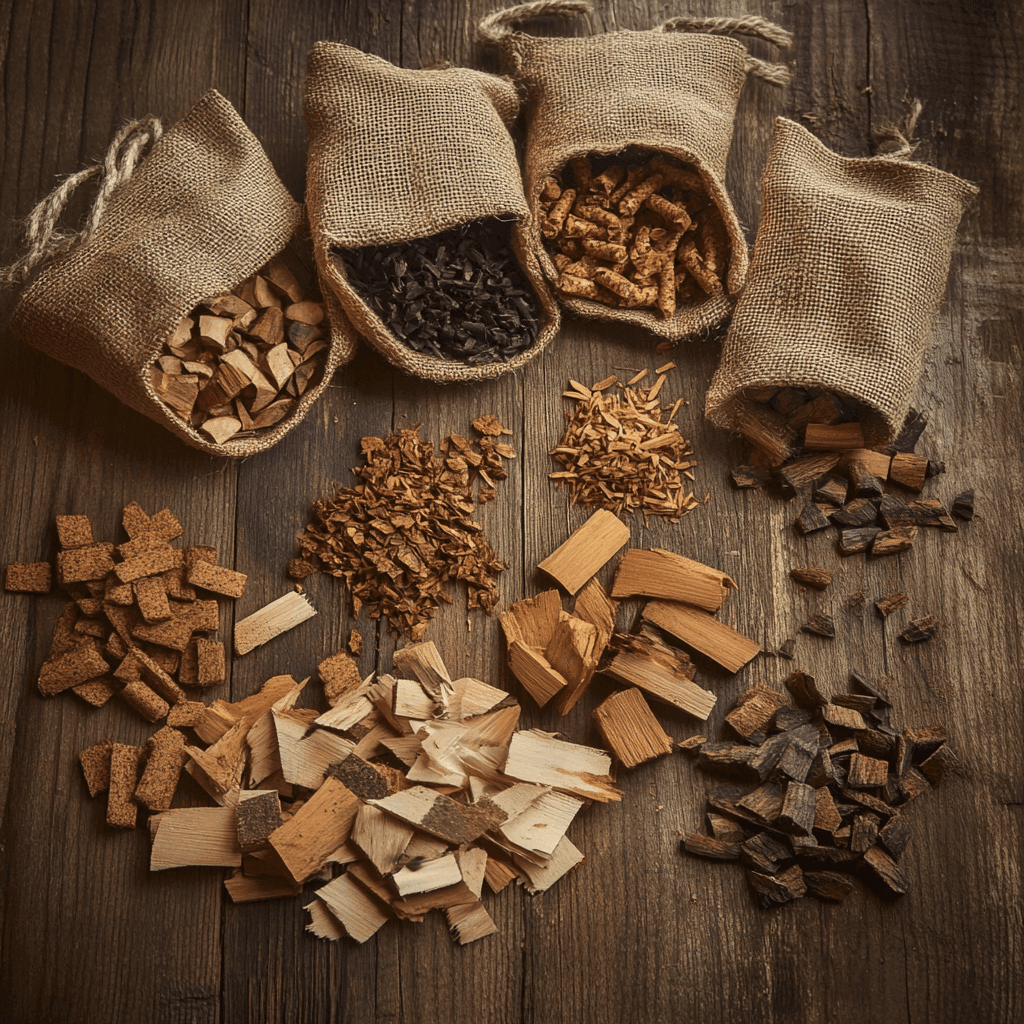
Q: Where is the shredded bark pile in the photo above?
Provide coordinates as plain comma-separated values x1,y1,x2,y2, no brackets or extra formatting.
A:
292,416,515,639
549,366,700,521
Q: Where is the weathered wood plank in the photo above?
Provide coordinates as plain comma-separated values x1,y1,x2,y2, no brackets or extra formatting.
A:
0,0,1020,1022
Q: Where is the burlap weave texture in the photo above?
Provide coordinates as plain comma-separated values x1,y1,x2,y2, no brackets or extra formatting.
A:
705,118,978,447
498,22,777,339
12,90,352,457
304,42,560,382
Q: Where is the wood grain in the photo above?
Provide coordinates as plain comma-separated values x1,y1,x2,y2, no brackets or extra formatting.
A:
0,0,1020,1021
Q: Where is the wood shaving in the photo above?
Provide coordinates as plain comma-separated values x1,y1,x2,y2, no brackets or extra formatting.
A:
549,373,699,521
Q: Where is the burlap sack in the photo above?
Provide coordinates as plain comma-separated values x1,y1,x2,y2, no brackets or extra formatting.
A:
304,41,560,383
706,117,978,448
478,1,793,340
10,89,357,457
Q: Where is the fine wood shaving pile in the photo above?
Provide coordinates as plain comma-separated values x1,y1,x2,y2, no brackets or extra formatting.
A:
549,365,701,521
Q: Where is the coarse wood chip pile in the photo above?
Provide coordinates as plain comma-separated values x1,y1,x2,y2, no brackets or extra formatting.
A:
8,503,241,725
291,415,515,640
77,643,619,946
680,670,958,906
151,256,327,445
730,402,972,565
550,366,700,521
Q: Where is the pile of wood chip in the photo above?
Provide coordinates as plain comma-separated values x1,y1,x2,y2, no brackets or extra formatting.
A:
5,503,244,722
549,367,701,521
501,516,762,772
290,416,515,640
731,400,973,561
540,150,727,316
679,670,957,906
151,256,327,445
78,642,621,945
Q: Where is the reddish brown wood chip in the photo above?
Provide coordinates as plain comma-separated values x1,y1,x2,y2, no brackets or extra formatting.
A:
5,562,52,593
187,560,247,599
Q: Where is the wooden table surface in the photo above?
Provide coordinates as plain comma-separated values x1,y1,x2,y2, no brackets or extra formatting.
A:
1,2,1020,1022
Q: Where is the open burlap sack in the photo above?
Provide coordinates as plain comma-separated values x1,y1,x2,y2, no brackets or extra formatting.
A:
478,0,793,340
8,89,357,457
304,41,560,383
706,117,978,449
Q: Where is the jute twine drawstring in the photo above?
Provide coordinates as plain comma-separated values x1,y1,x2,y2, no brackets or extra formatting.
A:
477,0,592,43
478,2,793,84
0,116,163,288
660,15,794,84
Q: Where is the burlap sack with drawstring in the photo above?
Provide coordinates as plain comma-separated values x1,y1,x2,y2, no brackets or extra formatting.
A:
303,41,560,383
706,117,978,448
10,89,357,457
479,1,793,341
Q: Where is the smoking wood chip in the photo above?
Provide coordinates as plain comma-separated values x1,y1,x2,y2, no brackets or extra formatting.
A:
132,576,171,624
514,835,584,894
603,627,716,720
107,743,146,828
748,865,807,906
731,464,771,489
860,845,910,898
871,527,917,556
611,548,733,611
234,591,317,655
392,851,465,897
269,777,361,883
303,898,347,940
643,600,760,674
313,874,390,943
538,509,630,594
726,688,787,743
447,895,499,946
370,786,507,845
544,613,598,693
500,590,563,651
318,651,363,706
889,452,928,491
38,645,109,696
789,566,831,590
55,514,94,549
794,502,831,534
190,637,224,688
118,679,170,723
681,834,741,860
195,673,301,744
57,545,115,585
79,739,114,797
236,789,282,852
349,804,415,876
187,560,247,599
392,641,455,712
837,526,882,555
150,806,243,870
951,489,975,521
5,562,52,593
813,475,848,506
554,579,618,716
224,871,301,904
497,790,583,858
899,615,938,643
801,613,836,639
274,710,354,790
804,422,865,450
838,448,892,481
167,700,206,727
804,871,855,902
593,688,673,769
135,726,187,812
821,704,868,730
348,629,363,655
504,730,621,803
